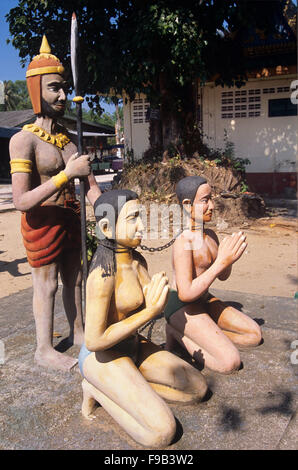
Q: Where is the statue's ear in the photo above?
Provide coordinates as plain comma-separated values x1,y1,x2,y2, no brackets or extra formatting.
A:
182,198,191,206
98,218,113,239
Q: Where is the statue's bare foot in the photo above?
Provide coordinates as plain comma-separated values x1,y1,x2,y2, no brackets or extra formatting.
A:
35,348,78,371
81,379,98,420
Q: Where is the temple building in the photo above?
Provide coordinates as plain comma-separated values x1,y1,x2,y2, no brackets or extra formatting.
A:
123,4,297,196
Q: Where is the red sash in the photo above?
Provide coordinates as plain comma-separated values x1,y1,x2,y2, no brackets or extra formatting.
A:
21,204,81,268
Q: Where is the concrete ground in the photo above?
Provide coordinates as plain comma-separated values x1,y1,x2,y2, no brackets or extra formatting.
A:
0,180,297,450
0,286,297,450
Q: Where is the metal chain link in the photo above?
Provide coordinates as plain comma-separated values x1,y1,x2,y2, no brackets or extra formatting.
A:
140,232,181,253
138,318,157,342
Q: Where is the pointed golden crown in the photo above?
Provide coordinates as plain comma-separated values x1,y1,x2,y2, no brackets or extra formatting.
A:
26,35,65,78
32,35,56,60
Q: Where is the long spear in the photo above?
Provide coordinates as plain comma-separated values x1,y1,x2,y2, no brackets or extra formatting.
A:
71,12,88,309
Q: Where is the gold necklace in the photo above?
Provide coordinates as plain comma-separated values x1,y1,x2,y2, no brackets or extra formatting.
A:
23,124,70,149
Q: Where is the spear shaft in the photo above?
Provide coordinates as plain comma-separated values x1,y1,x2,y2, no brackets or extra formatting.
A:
71,12,87,309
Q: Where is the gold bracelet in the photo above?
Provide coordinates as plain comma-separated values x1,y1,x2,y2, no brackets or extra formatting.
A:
10,159,33,174
51,171,68,189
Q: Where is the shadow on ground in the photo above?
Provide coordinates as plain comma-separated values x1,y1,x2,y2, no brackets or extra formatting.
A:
0,287,297,450
0,257,30,277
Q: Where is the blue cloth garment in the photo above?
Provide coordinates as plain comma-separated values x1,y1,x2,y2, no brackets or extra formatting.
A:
78,343,92,377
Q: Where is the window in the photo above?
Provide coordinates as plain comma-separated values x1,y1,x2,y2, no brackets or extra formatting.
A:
268,98,297,117
132,99,150,124
249,103,260,108
249,96,261,103
235,90,247,96
221,88,261,119
248,111,260,117
277,86,290,93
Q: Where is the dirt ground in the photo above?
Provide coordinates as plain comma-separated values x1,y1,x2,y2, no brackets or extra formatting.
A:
0,207,297,299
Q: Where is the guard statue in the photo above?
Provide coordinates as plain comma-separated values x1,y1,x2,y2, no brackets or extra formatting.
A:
9,36,101,370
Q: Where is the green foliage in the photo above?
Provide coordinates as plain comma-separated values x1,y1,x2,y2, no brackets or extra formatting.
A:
67,98,123,130
83,108,118,128
64,99,77,116
222,129,251,174
5,1,287,115
240,181,250,193
5,1,289,155
124,148,135,165
2,80,31,110
184,127,251,174
2,81,18,110
222,129,235,160
13,80,31,109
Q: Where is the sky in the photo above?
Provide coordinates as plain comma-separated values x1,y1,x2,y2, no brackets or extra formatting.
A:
0,0,25,82
0,0,115,114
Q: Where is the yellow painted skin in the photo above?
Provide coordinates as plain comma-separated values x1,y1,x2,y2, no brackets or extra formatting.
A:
81,199,208,448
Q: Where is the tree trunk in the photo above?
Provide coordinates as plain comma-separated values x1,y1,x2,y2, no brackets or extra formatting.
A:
149,117,163,148
115,101,121,145
148,104,181,153
160,106,181,149
115,100,123,158
148,73,196,155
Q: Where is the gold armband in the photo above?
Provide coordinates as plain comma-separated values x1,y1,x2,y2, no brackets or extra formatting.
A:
10,159,33,174
51,171,68,189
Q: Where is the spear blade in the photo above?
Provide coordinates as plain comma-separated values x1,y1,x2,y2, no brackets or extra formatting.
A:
71,12,78,93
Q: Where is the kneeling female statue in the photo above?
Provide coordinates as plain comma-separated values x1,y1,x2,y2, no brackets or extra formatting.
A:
78,189,208,448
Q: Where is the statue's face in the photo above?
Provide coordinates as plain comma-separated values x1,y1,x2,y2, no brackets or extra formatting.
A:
41,73,68,118
115,199,144,248
192,183,214,222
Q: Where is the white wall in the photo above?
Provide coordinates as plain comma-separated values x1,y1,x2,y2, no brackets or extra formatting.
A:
123,77,297,172
201,76,297,174
123,93,150,160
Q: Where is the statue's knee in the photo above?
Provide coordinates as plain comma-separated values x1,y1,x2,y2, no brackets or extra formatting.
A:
184,367,208,401
195,374,208,400
39,278,58,297
139,400,176,448
32,267,58,297
144,418,176,448
250,324,262,346
244,323,262,347
218,351,241,374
